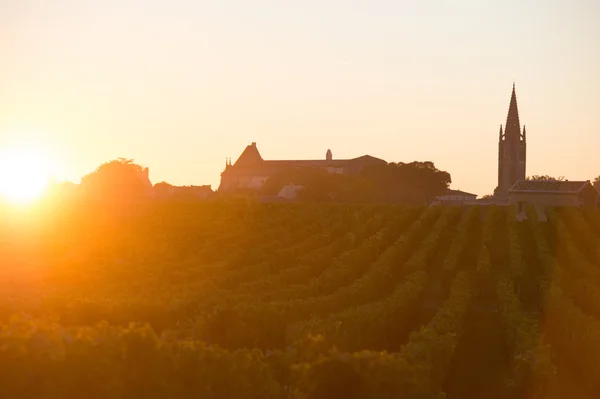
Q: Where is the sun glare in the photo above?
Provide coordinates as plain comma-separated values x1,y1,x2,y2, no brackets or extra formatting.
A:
0,147,52,202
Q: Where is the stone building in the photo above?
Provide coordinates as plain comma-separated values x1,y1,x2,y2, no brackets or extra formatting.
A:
218,142,386,192
509,180,598,221
494,84,527,199
433,188,478,205
277,183,304,200
153,183,213,200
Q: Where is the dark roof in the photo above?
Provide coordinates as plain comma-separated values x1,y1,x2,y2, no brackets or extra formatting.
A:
230,143,385,172
509,180,592,194
444,189,477,197
234,142,263,167
264,159,351,167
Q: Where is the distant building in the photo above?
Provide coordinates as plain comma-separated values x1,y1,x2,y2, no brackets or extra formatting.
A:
172,185,213,200
433,188,478,205
509,180,598,221
494,84,527,199
218,142,386,192
153,183,213,200
277,183,304,200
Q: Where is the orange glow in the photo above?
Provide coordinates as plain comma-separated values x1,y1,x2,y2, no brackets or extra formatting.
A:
0,146,52,203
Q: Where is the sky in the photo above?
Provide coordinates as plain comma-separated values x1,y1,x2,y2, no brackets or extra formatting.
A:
1,0,599,195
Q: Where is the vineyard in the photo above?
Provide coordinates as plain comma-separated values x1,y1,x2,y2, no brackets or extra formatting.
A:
2,200,600,398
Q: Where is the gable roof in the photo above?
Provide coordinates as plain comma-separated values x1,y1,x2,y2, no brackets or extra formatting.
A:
234,142,263,167
444,189,477,197
509,180,592,194
264,159,350,167
230,142,385,171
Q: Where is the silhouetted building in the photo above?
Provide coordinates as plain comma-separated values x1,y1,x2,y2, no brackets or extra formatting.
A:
494,84,527,199
172,185,213,200
218,142,385,192
433,188,477,205
509,180,598,221
153,184,213,200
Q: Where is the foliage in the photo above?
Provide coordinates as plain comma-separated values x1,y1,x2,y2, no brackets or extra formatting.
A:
261,161,452,204
526,175,566,181
360,161,451,203
153,181,174,198
593,175,600,192
260,167,327,196
1,201,600,398
261,167,377,202
80,158,151,200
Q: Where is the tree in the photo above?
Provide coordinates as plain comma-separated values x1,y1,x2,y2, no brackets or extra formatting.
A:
261,168,375,202
526,175,565,181
80,158,151,200
260,168,327,197
360,161,451,204
297,173,375,203
153,181,174,199
593,176,600,192
260,161,451,204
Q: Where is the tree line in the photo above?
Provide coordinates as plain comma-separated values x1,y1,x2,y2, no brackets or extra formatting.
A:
44,158,600,204
45,158,453,204
261,161,452,203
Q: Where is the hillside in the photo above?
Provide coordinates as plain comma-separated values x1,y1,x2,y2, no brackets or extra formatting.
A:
1,201,599,398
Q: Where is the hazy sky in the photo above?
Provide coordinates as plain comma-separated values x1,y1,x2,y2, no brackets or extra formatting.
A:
1,0,599,195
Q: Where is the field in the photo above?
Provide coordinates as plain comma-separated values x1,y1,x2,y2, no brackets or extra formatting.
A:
1,200,600,398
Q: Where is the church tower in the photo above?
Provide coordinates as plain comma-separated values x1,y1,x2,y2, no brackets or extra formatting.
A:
494,83,526,199
326,149,332,161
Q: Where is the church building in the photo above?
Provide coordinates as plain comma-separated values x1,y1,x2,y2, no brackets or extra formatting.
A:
494,84,527,199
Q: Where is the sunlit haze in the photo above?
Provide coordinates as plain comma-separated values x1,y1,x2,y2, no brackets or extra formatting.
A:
0,145,52,202
1,1,599,195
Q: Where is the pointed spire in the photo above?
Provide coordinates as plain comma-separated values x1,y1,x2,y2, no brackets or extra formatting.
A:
499,125,503,140
504,83,521,140
522,125,526,140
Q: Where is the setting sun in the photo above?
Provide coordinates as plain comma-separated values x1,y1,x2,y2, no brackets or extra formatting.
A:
0,147,52,202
